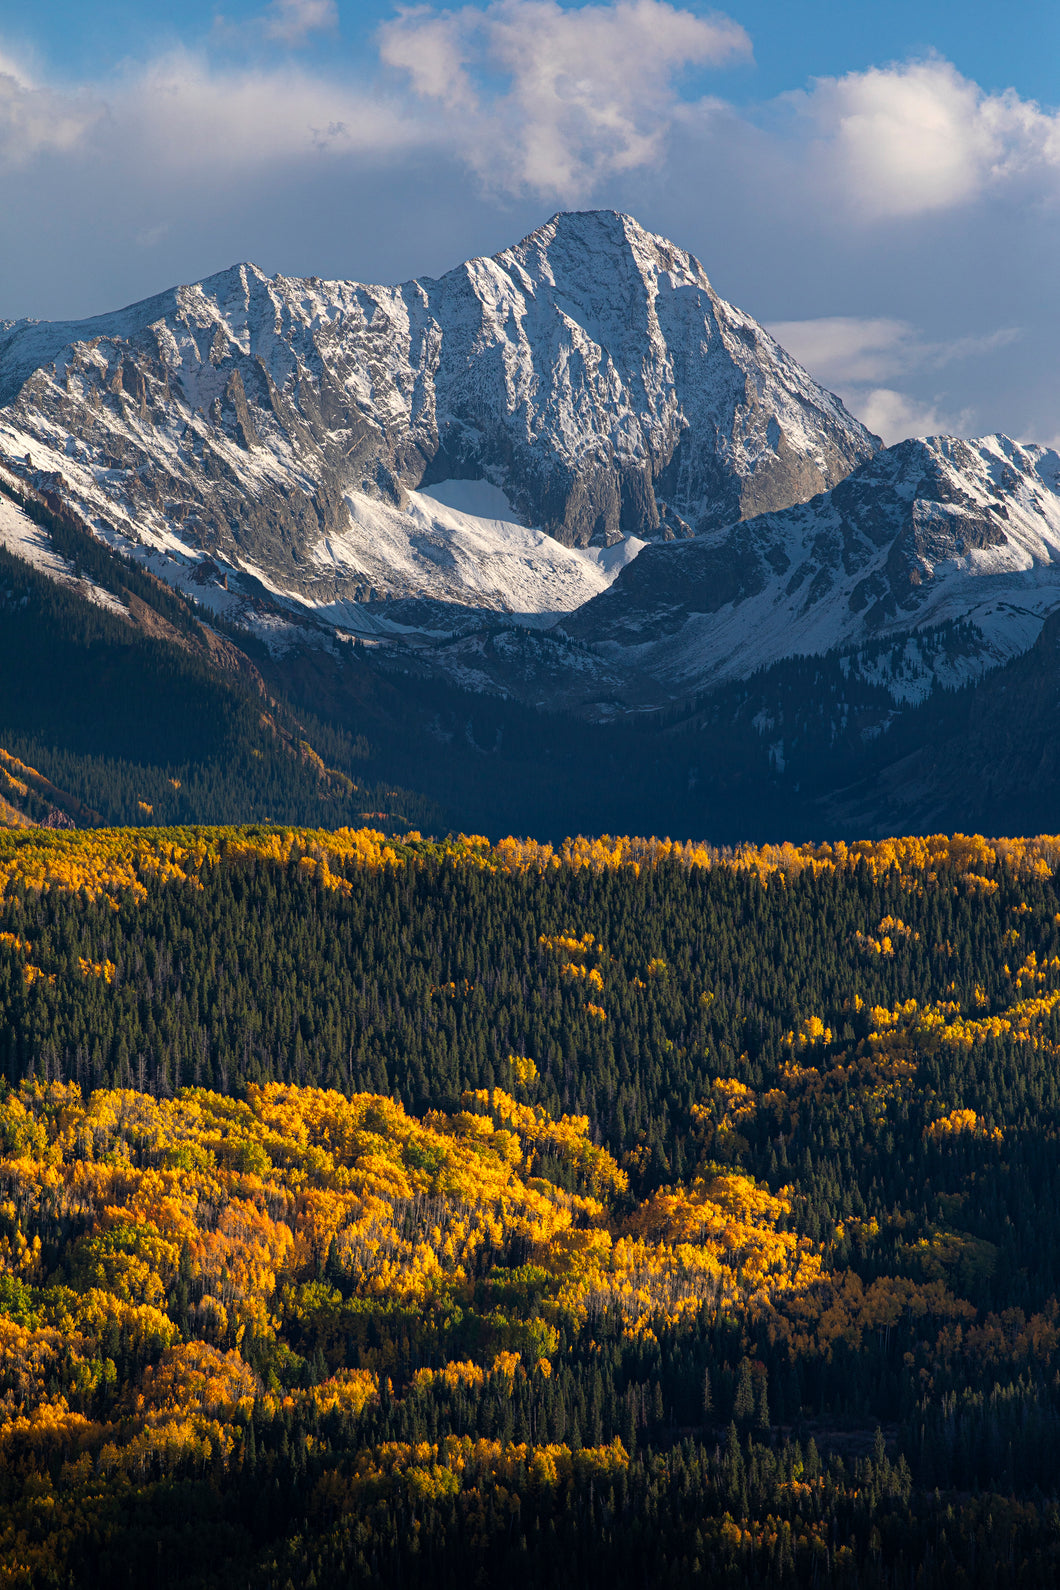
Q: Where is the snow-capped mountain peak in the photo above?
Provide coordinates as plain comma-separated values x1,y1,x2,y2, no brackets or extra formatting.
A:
0,211,878,630
4,215,1060,736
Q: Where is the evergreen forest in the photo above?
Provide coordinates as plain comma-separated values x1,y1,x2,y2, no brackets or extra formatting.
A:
2,826,1060,1585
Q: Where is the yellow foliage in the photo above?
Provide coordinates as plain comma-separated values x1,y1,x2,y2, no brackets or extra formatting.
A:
78,956,116,983
539,932,595,960
786,1015,832,1050
0,1071,873,1417
711,1080,757,1121
508,1054,538,1087
135,1342,259,1419
855,916,918,956
772,1270,976,1358
0,1016,1024,1532
460,1088,627,1198
413,1360,485,1393
330,1435,628,1505
926,1109,1002,1144
1,826,1058,922
308,1368,379,1418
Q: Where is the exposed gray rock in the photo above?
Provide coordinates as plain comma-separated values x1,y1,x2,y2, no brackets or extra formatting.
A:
562,434,1060,704
0,211,879,605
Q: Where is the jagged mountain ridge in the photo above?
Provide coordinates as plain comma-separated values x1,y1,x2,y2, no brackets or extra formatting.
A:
0,210,878,630
10,434,1060,843
559,433,1060,704
324,433,1060,718
7,208,1060,778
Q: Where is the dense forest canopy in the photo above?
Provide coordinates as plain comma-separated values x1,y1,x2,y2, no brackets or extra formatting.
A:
3,825,1060,1585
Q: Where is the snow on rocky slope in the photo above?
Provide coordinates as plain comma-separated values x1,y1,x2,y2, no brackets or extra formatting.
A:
0,210,878,639
564,434,1060,702
9,211,1060,725
0,466,126,617
302,483,645,634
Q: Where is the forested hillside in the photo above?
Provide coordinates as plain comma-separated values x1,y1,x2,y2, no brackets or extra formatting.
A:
3,825,1060,1584
0,478,436,833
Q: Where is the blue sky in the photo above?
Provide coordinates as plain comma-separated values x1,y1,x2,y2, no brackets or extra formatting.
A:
1,0,1058,444
7,0,1057,106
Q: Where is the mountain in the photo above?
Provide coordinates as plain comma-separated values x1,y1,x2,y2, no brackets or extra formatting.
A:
10,444,1060,844
7,210,1060,843
0,468,438,831
562,433,1060,705
0,210,878,638
315,431,1060,720
7,210,1059,718
815,603,1060,837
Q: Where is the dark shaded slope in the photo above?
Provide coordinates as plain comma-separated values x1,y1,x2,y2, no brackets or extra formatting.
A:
8,454,1060,845
331,610,1060,844
821,609,1060,836
0,487,439,830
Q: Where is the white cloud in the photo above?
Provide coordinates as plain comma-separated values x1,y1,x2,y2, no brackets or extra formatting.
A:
134,221,172,248
0,1,752,197
765,316,1023,442
855,388,974,446
0,51,104,166
264,0,340,46
767,317,914,386
94,49,422,175
768,316,1020,385
379,0,752,197
793,57,1060,219
0,11,1057,445
378,10,480,109
10,16,1053,226
0,19,1056,231
929,326,1023,369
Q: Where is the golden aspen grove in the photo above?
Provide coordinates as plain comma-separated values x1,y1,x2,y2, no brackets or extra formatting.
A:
3,825,1060,1585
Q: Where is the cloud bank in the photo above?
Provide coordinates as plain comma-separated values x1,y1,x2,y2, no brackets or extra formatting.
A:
795,57,1060,220
379,0,751,195
765,316,1021,443
264,0,341,47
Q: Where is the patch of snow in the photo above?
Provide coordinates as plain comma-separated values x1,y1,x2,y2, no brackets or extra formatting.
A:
302,486,642,629
579,536,647,576
418,479,523,524
0,492,127,616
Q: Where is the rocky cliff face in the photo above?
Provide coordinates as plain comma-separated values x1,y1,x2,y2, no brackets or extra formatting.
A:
4,211,1060,731
0,210,878,615
562,434,1060,701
